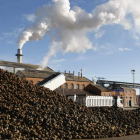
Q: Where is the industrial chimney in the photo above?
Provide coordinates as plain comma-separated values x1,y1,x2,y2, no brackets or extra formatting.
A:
15,49,23,63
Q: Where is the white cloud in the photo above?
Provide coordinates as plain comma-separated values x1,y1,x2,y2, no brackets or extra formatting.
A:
0,28,24,42
7,41,14,44
136,43,140,46
105,51,113,55
133,34,139,40
119,48,131,51
22,14,36,22
119,48,124,51
3,28,24,38
125,48,131,51
49,64,61,69
95,30,105,39
51,58,65,64
3,32,12,36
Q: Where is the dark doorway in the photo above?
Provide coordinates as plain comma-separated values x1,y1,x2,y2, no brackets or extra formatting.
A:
129,99,132,107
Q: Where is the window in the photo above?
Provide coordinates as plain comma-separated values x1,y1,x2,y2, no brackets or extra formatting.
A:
59,85,61,89
126,96,127,98
126,91,127,93
30,80,33,83
65,83,68,89
103,93,105,96
71,84,74,89
37,81,40,84
76,84,79,89
82,84,85,89
129,91,131,93
108,94,110,96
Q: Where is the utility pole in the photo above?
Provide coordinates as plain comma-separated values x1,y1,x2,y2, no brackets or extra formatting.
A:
131,70,135,88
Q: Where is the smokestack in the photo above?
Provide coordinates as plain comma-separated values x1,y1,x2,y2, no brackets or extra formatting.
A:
81,69,82,77
15,49,23,63
78,72,80,78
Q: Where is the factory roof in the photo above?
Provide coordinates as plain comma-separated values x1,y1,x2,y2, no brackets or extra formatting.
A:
92,84,111,92
0,60,53,72
65,73,91,82
38,73,61,85
121,86,135,90
55,89,95,96
16,69,91,82
16,70,58,79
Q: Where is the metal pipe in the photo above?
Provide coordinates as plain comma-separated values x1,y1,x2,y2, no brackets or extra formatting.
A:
131,70,135,88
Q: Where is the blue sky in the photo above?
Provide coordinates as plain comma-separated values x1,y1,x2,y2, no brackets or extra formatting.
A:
1,0,140,93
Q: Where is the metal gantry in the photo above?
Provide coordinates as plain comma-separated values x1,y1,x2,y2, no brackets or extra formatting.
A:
97,80,140,88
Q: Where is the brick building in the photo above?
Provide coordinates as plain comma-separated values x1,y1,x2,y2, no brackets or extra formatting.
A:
110,85,136,107
16,69,59,84
136,95,140,106
84,83,111,96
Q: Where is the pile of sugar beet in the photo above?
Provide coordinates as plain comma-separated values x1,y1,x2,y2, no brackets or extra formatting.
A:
0,69,140,140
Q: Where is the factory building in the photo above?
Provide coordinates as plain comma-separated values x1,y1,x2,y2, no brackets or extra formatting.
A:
110,86,136,107
16,69,58,84
84,83,111,96
16,69,93,91
0,60,53,74
0,48,138,107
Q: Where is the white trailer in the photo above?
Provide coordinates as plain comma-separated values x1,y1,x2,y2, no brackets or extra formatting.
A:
68,95,123,108
86,96,123,108
86,96,114,107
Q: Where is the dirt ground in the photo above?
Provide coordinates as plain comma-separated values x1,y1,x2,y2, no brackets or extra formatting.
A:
73,134,140,140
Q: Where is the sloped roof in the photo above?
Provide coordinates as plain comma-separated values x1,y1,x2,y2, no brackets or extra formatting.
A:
92,84,111,92
0,60,53,72
65,73,91,82
55,89,95,96
17,70,58,79
121,86,135,91
38,73,61,85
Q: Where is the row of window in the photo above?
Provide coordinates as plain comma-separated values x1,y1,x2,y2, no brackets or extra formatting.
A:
60,83,85,89
30,80,41,84
103,93,110,96
125,91,131,93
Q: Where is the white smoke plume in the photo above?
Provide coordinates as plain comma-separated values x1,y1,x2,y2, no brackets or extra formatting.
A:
17,0,140,69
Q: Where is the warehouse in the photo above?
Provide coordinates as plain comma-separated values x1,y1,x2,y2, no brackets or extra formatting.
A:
0,60,53,74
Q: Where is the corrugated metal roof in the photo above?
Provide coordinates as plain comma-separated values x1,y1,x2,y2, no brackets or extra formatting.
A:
17,70,92,83
65,74,91,82
92,84,111,92
17,70,58,79
38,73,61,85
121,86,135,90
0,60,53,72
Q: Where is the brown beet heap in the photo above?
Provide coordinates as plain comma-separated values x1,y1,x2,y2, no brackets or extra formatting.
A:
0,68,140,140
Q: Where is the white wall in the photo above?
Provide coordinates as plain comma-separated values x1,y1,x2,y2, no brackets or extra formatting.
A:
43,73,66,91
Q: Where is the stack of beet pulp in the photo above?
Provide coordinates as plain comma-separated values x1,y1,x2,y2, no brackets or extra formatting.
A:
0,69,140,140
